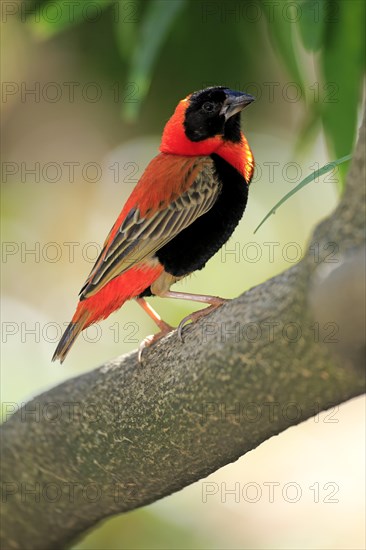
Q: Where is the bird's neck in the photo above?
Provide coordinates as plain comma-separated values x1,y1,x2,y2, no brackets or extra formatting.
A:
160,124,254,184
216,134,254,184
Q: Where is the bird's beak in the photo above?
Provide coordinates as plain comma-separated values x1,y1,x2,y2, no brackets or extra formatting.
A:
220,91,255,121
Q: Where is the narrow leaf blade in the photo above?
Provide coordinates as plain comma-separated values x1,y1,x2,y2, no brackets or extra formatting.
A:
122,0,186,121
254,154,352,234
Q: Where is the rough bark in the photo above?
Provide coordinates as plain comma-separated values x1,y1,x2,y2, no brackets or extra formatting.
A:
1,113,365,550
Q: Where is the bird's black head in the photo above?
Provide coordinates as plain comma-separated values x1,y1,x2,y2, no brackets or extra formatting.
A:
184,86,255,143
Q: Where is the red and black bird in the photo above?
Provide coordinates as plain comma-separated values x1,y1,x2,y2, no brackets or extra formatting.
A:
53,86,255,362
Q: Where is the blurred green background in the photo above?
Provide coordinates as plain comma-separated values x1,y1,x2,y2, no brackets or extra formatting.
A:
1,0,365,548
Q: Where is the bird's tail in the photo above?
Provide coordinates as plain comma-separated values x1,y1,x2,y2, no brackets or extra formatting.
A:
52,309,90,364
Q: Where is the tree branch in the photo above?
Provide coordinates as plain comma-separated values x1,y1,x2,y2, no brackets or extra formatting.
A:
1,113,365,550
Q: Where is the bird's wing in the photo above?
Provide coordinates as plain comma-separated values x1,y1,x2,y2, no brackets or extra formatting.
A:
79,155,220,299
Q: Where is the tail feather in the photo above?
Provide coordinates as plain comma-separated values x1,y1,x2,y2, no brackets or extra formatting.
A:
52,312,89,364
52,264,163,363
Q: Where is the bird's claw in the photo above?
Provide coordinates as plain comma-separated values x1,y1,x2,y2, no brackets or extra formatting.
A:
177,298,229,342
137,323,173,364
138,297,229,360
137,335,154,363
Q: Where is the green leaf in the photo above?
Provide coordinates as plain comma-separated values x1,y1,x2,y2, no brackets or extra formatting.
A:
27,0,116,39
298,0,326,51
253,154,352,234
295,110,321,156
122,0,187,121
321,0,365,189
262,1,306,94
114,1,139,62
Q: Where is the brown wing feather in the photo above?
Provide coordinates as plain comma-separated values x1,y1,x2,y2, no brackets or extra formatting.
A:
80,157,220,299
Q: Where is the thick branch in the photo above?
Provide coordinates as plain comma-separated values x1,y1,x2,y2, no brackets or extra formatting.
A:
1,114,365,550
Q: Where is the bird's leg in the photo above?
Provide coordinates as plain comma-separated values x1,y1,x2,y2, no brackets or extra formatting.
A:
136,297,172,331
160,290,230,341
135,298,173,363
135,291,229,361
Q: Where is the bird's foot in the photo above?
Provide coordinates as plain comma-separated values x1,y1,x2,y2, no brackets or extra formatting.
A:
137,321,174,364
177,297,229,342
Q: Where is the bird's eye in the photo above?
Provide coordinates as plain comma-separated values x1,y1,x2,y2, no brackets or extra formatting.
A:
202,101,215,113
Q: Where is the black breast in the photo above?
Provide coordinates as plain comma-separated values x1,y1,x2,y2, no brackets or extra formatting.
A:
155,153,248,277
